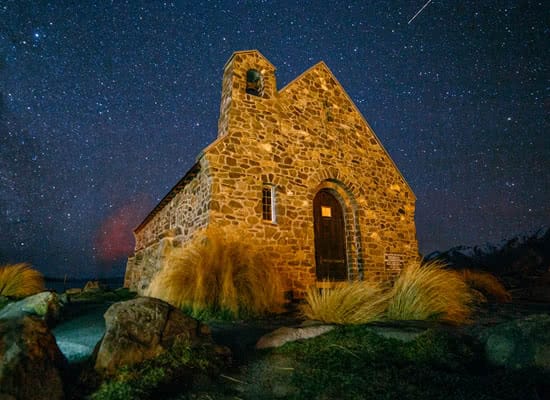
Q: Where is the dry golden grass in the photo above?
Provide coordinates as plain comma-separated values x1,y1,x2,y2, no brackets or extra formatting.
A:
148,227,286,318
460,269,512,303
300,280,389,324
0,263,45,298
386,260,474,325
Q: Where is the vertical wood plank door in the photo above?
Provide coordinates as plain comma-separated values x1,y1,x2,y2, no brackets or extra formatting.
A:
313,189,347,281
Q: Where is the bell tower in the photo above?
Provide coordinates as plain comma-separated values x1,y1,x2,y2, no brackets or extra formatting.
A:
217,50,277,138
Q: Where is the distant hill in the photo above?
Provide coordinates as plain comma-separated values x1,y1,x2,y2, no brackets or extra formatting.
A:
426,227,550,300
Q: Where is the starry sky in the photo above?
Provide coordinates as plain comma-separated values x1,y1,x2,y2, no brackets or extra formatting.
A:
0,1,548,278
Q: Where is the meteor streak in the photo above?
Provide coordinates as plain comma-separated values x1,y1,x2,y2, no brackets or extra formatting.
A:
408,0,433,24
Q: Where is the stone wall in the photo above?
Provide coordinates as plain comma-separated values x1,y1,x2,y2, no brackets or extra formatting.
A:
200,51,418,297
126,50,418,298
124,157,212,292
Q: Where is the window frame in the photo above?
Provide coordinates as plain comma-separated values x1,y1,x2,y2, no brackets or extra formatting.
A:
262,184,277,224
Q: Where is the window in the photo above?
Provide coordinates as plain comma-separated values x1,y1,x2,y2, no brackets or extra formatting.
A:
246,69,264,96
262,185,276,223
321,206,332,217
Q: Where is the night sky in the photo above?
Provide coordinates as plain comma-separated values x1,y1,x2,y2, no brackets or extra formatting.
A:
1,1,548,278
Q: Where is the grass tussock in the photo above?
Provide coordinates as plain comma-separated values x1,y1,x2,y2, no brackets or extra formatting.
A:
386,260,474,325
147,227,285,319
302,260,475,325
460,269,512,303
0,263,45,298
300,280,389,324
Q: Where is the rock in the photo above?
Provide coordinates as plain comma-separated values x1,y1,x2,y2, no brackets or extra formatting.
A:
481,314,550,370
365,325,429,342
83,281,103,292
0,316,66,400
94,296,217,375
58,293,69,305
0,291,63,326
255,324,335,349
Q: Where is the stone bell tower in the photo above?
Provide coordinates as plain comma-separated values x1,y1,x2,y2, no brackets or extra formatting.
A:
217,50,277,138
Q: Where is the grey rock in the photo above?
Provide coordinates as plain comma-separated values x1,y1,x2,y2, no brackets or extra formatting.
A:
255,324,335,349
481,314,550,370
0,291,62,325
365,325,429,342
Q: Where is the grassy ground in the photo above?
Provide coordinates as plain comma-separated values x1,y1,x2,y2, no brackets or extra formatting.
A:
173,304,550,400
265,326,546,400
168,324,549,400
58,294,549,400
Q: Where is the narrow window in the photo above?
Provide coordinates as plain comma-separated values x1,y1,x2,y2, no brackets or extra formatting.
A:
262,185,276,223
246,69,263,96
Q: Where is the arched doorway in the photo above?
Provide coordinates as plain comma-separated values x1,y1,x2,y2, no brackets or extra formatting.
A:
313,189,347,281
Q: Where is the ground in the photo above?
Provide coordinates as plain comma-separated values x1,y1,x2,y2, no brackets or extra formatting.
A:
52,297,550,399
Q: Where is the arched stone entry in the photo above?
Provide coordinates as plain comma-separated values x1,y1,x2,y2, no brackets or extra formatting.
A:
313,189,348,281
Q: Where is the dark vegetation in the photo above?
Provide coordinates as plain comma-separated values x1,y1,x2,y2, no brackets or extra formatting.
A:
427,228,550,298
83,339,225,400
269,326,548,400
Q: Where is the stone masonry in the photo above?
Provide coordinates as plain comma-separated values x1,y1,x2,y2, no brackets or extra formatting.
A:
125,50,419,298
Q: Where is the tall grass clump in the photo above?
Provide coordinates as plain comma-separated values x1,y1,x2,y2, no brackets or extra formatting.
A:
147,227,285,319
300,280,389,324
0,263,45,298
386,260,474,325
459,269,512,303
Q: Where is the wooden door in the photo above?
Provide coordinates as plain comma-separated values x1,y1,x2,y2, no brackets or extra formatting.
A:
313,190,347,281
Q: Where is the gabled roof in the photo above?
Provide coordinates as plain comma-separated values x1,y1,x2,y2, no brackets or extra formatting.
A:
134,161,201,233
223,49,276,71
280,61,416,199
135,52,416,233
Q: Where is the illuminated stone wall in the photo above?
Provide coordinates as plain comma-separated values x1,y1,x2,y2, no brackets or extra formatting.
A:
124,157,211,292
125,50,418,297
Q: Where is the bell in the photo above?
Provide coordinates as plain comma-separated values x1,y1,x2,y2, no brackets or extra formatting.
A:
246,69,261,83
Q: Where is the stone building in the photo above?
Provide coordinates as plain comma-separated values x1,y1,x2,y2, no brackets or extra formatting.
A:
125,50,418,298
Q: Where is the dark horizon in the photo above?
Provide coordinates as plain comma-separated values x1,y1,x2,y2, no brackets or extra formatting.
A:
1,1,548,278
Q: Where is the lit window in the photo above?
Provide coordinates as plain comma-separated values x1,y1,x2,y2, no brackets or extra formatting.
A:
262,185,276,223
246,69,264,96
321,206,332,217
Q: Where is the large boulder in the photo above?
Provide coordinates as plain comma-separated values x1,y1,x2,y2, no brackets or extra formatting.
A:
94,296,219,375
481,314,550,370
0,316,67,400
0,291,63,326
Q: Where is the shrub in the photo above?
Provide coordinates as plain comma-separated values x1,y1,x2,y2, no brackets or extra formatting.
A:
90,339,220,400
300,280,389,324
147,227,285,319
386,260,474,325
459,269,512,303
0,263,44,298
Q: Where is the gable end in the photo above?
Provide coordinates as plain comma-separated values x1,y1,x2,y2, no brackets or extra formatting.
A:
280,62,416,199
